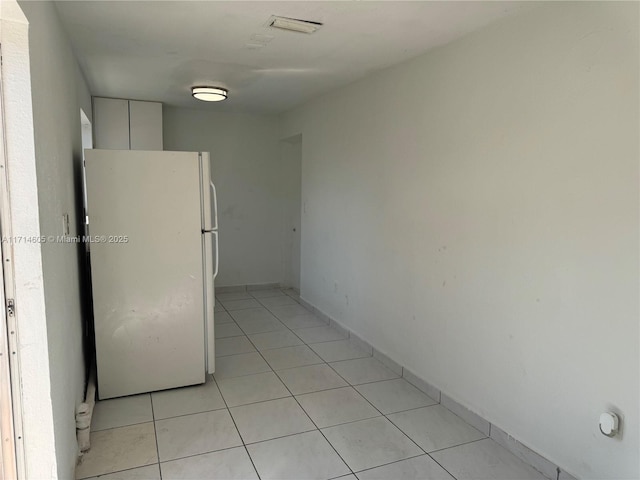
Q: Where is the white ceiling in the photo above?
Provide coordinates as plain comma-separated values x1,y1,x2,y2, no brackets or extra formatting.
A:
55,1,532,113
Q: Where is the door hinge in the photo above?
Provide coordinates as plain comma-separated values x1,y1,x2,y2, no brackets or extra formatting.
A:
6,299,15,317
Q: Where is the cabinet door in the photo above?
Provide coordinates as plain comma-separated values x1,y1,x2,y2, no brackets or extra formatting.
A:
93,97,130,149
129,100,163,151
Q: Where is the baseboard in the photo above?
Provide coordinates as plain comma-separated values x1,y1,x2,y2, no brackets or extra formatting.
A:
298,295,578,480
247,282,281,291
489,424,562,480
215,285,248,294
402,368,441,404
215,282,282,294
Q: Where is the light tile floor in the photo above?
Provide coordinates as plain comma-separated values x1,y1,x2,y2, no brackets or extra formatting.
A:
77,288,548,480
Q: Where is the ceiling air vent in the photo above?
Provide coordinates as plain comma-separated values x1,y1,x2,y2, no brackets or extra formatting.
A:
267,16,322,34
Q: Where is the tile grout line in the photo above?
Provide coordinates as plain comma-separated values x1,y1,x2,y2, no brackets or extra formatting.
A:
233,295,329,333
234,322,337,477
349,452,428,476
89,416,474,480
150,405,229,424
86,292,315,478
216,290,427,419
239,307,357,477
247,294,339,356
149,393,163,480
228,286,489,479
211,376,263,480
275,370,357,477
157,443,265,472
76,460,161,480
140,290,479,477
104,382,447,442
252,290,440,475
217,338,370,367
426,451,461,480
262,292,442,475
381,402,486,473
323,361,399,387
252,297,363,398
297,296,564,480
427,436,487,455
232,300,309,348
238,426,319,446
94,289,458,479
150,377,261,471
307,412,384,431
256,296,372,400
376,401,441,416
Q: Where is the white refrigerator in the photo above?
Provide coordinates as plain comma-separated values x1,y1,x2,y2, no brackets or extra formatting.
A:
85,149,218,400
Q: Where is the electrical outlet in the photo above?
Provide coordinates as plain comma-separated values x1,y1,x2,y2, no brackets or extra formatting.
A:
62,213,70,236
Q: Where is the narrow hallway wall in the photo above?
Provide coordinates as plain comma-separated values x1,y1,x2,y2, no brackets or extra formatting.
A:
281,3,639,478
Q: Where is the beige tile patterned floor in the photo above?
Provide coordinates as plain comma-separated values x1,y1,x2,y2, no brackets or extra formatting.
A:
76,290,548,480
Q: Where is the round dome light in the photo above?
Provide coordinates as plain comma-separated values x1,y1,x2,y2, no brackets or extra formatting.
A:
192,86,228,102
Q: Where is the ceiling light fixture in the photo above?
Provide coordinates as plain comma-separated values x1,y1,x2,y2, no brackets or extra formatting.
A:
192,86,228,102
268,16,322,34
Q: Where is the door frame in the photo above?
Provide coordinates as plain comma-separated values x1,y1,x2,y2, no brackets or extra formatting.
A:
0,1,59,477
0,42,25,480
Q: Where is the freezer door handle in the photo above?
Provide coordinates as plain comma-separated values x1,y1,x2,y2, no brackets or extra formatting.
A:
210,181,218,231
213,230,219,279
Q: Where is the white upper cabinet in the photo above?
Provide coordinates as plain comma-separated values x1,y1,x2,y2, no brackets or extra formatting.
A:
129,100,163,150
93,97,130,150
93,97,163,150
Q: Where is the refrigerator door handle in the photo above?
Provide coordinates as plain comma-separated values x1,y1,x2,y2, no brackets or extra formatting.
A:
213,230,219,279
210,181,218,231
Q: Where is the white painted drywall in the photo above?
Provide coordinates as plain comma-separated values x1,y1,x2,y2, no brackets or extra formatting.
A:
281,3,639,479
163,107,292,287
17,1,93,477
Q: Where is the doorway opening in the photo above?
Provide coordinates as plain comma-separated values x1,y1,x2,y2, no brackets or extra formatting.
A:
80,108,92,228
280,134,302,292
79,108,96,396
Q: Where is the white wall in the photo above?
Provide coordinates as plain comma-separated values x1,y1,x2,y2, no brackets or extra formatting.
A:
163,107,292,287
282,3,639,479
17,1,93,477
